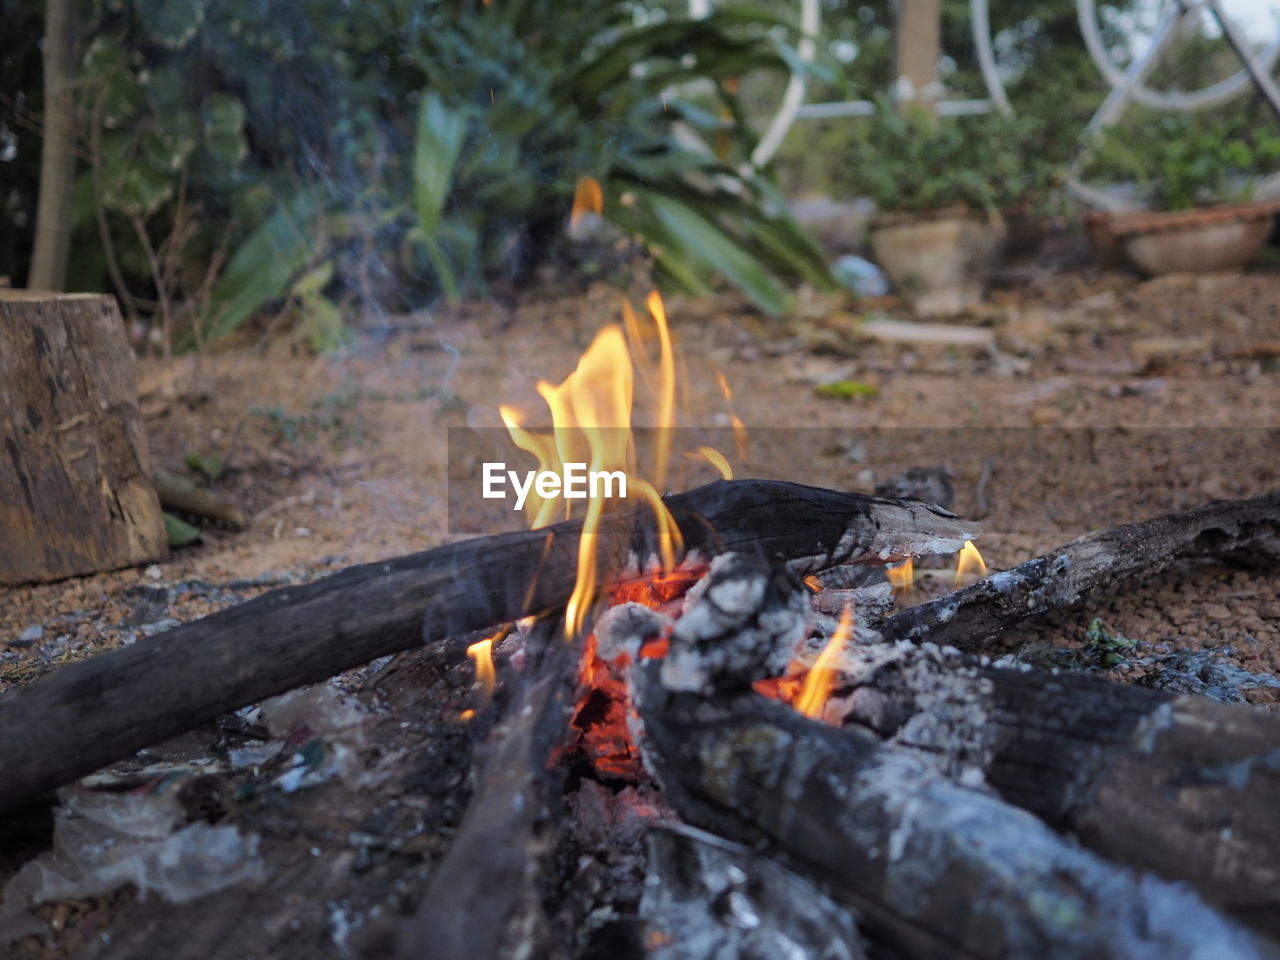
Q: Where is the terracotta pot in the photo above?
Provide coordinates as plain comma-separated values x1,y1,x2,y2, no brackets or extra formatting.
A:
1094,200,1280,276
870,209,1007,316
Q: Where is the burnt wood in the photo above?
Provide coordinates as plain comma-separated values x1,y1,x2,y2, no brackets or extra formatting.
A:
634,671,1279,960
880,491,1280,650
831,642,1280,939
398,619,577,960
0,479,975,814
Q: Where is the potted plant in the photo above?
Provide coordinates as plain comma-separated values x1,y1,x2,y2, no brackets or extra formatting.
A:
1085,114,1280,275
845,103,1057,316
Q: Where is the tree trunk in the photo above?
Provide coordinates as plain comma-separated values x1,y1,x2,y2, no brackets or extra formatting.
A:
28,0,76,291
0,290,167,584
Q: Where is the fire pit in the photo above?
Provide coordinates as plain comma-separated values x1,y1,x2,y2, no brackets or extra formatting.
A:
2,295,1279,960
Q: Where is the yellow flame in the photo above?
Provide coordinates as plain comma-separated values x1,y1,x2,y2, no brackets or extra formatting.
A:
570,176,603,231
955,541,987,585
715,371,749,458
501,317,684,639
887,557,914,597
647,291,676,492
696,446,733,480
467,637,497,697
795,603,853,720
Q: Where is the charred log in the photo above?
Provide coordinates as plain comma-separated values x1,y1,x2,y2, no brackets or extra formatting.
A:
641,823,867,960
0,479,975,815
398,618,577,960
634,672,1278,960
829,641,1280,939
880,491,1280,651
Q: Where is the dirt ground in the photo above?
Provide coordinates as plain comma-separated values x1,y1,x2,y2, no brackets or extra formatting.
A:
1,237,1278,956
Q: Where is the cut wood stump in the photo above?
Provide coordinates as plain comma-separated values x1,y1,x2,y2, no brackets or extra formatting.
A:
0,290,166,583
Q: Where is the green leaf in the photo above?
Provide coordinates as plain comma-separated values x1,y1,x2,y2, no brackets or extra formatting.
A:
184,451,226,483
815,380,880,400
295,293,351,354
204,190,321,340
202,93,248,168
641,192,792,315
414,93,468,237
164,511,203,547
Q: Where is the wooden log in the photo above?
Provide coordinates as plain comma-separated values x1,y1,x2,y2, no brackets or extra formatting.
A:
828,642,1280,939
0,479,976,814
880,491,1280,651
634,672,1279,960
0,290,167,583
398,619,577,960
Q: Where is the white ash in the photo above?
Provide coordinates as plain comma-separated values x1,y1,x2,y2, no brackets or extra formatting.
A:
661,553,810,694
820,641,999,786
594,602,673,663
811,582,895,630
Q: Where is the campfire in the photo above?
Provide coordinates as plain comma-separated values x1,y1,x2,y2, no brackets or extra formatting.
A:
2,296,1279,959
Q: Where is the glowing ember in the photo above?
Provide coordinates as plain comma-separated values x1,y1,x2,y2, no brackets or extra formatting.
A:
570,175,603,232
887,557,915,598
803,575,822,593
794,603,853,721
467,635,498,697
955,541,988,585
696,446,733,480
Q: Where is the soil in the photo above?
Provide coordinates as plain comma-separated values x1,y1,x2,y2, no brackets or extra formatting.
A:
1,236,1278,956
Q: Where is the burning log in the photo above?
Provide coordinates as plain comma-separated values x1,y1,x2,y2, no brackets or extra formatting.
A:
880,491,1280,651
0,479,975,815
634,674,1279,960
398,618,578,960
827,641,1280,939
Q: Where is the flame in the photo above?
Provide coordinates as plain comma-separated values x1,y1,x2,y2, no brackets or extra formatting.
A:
570,176,604,232
696,446,732,480
715,372,749,459
794,603,853,720
501,294,696,638
955,541,987,585
803,575,822,593
887,557,914,597
467,635,497,697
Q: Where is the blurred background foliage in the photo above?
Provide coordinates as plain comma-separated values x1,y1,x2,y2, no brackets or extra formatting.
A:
1,0,1276,349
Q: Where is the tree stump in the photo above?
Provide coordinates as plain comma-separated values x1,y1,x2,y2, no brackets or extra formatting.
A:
0,290,166,584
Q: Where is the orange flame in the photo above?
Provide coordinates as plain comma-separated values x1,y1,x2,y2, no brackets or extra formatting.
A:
570,176,604,232
500,294,694,638
803,574,822,593
887,557,914,598
795,603,853,720
715,372,749,459
955,541,987,585
467,635,497,697
696,446,732,480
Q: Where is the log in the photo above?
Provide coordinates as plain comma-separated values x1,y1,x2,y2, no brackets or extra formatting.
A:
828,642,1280,939
633,672,1279,960
880,491,1280,651
399,618,577,960
0,290,166,583
0,479,976,814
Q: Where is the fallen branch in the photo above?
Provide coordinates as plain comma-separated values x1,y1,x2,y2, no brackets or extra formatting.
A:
0,479,975,814
154,468,248,529
880,492,1280,650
